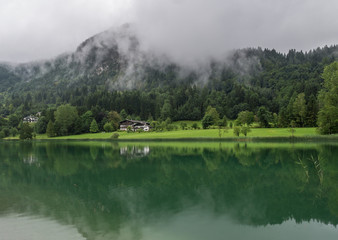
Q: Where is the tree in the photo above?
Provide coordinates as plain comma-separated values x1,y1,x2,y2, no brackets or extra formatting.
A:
293,93,306,126
305,94,318,127
233,126,241,136
205,106,220,124
10,128,18,137
90,119,99,133
80,111,94,133
103,122,114,132
54,104,79,136
160,100,172,120
202,115,213,129
256,106,271,128
46,120,56,137
236,111,254,126
19,123,33,140
35,116,48,134
120,109,128,120
8,114,20,128
317,62,338,134
221,116,228,127
240,125,251,136
107,111,121,131
289,120,296,137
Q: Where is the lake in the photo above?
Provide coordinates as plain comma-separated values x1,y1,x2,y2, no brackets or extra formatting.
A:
0,141,337,239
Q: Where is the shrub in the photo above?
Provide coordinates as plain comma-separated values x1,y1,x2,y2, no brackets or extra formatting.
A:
127,126,133,133
111,133,120,139
240,125,251,136
233,126,241,137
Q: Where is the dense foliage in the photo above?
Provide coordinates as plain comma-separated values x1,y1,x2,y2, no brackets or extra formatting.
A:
317,62,338,134
0,31,338,137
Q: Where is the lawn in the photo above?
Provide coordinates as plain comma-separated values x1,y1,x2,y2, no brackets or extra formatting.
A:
118,127,318,139
10,127,318,140
5,126,334,141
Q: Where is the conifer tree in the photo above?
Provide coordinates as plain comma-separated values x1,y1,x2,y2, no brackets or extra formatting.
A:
90,119,99,133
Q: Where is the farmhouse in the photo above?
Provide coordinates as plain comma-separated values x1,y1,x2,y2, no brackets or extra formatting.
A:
119,120,151,131
23,115,39,123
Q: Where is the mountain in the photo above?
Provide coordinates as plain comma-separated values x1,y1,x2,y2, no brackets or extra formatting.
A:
0,24,337,126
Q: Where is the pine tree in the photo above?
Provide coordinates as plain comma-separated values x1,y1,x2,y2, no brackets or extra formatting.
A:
90,119,99,133
46,120,56,137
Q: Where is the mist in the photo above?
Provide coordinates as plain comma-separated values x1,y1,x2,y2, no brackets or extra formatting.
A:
1,0,338,66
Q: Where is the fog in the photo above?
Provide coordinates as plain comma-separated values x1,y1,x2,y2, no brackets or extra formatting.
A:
1,0,338,64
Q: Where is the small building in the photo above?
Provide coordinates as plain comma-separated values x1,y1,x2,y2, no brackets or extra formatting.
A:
119,120,151,132
23,115,39,123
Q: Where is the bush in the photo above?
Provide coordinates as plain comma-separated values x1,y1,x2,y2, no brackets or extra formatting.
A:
240,125,251,136
180,122,187,130
166,124,175,131
233,126,241,137
111,133,119,139
127,126,133,133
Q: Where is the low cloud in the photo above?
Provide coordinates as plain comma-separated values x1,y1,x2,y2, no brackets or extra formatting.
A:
1,0,338,64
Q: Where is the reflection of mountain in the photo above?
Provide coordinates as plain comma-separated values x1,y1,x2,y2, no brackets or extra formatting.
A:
0,141,338,239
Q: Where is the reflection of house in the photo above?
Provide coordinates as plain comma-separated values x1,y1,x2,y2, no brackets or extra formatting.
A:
120,146,150,157
23,115,39,123
119,120,151,131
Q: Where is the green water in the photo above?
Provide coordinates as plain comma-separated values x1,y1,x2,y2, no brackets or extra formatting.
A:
0,141,338,240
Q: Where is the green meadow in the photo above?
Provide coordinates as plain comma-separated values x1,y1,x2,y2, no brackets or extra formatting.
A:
6,127,333,141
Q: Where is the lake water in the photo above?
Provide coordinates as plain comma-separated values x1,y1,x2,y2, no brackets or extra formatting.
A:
0,141,337,240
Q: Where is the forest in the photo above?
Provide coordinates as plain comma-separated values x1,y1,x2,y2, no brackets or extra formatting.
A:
0,42,338,138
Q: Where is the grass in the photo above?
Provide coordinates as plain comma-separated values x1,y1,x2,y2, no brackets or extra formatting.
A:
5,127,329,141
119,127,318,139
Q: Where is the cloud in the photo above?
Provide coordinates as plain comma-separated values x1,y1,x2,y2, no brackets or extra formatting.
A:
1,0,338,63
0,0,131,62
130,0,338,66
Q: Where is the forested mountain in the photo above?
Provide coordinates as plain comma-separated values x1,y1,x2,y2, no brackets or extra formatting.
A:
0,25,337,136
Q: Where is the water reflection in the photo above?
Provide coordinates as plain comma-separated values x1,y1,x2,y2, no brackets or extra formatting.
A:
0,141,338,239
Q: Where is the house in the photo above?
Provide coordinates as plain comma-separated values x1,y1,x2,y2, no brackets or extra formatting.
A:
23,115,39,123
119,120,151,131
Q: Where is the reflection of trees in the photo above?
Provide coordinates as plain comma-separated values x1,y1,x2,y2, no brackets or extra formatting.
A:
318,145,338,217
0,141,338,238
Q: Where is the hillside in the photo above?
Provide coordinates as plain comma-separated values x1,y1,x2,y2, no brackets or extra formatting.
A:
0,25,337,132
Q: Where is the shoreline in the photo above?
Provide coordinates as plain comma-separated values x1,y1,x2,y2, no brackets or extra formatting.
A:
3,135,338,143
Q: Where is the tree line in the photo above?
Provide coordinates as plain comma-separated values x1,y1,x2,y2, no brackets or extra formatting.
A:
0,47,338,138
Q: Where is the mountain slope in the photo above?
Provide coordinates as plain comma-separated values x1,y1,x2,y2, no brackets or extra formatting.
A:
0,25,337,125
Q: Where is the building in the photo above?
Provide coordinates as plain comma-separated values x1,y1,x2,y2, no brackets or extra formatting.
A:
23,115,39,123
119,120,151,131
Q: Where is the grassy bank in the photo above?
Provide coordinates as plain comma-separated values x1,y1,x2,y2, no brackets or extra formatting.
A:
5,127,337,142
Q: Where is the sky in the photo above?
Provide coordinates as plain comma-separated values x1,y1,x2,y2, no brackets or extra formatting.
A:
1,0,338,63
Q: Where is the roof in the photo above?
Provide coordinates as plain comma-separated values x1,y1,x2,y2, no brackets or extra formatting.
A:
119,119,150,125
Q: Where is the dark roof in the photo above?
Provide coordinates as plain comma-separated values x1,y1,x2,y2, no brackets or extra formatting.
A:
119,119,150,125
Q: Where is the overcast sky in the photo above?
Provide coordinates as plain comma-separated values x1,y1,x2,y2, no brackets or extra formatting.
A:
1,0,338,63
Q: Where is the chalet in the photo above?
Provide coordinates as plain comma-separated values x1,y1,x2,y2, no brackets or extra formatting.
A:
119,120,151,132
23,115,39,123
